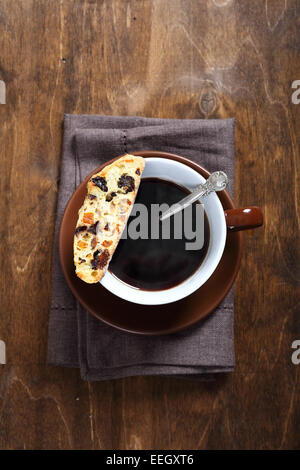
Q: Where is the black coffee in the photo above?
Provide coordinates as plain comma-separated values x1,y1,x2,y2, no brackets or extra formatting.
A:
109,178,210,291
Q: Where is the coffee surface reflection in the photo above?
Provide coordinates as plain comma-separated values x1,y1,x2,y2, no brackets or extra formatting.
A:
109,178,210,291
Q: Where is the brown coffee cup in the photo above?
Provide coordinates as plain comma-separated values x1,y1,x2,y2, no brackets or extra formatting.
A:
225,206,263,232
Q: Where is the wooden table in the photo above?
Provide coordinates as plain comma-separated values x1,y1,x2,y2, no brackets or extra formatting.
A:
0,0,299,450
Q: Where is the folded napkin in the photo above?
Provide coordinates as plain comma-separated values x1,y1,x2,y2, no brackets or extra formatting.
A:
47,114,235,380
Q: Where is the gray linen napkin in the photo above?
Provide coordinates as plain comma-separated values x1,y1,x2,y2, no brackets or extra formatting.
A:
47,114,235,380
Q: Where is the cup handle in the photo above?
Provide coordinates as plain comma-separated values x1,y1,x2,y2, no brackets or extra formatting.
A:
224,206,263,232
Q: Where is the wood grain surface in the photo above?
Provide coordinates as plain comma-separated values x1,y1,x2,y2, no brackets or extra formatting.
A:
0,0,299,450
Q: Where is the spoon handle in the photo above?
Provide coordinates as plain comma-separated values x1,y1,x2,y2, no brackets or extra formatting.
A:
160,184,207,221
160,171,228,221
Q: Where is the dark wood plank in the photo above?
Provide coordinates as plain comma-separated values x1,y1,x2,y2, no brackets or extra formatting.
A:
0,0,299,449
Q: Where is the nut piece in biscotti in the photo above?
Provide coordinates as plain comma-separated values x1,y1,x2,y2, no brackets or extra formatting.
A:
73,154,145,283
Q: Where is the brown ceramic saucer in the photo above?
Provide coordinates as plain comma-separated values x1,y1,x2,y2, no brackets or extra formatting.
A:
59,150,243,335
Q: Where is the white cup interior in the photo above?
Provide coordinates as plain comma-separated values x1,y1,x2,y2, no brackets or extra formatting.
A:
100,158,227,305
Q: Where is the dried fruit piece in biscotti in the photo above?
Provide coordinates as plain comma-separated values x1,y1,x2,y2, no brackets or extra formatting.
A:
73,154,145,284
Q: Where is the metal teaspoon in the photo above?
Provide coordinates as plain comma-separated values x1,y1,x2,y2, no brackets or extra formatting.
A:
160,171,228,221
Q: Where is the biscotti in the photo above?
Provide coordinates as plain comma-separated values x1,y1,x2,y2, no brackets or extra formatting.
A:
73,154,145,283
